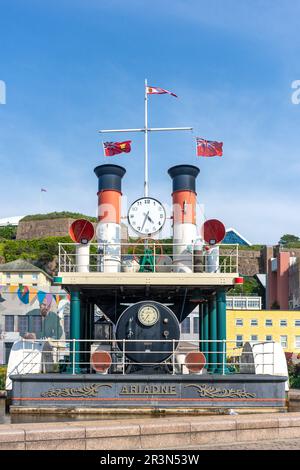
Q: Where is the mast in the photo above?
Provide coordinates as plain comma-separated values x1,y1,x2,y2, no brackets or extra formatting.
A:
99,80,193,197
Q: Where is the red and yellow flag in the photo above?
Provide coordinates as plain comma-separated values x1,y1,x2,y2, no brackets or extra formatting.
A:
103,141,132,157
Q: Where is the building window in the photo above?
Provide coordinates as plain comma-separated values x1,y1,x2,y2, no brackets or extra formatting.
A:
265,319,273,327
4,315,14,332
280,320,287,327
18,274,23,279
193,317,199,334
235,319,243,327
295,336,300,349
6,273,10,280
251,335,258,341
250,319,258,326
248,299,261,309
29,315,42,337
236,335,243,348
181,317,190,334
18,316,28,336
280,336,288,349
266,335,273,341
32,283,38,287
235,300,247,309
295,320,300,327
32,274,38,280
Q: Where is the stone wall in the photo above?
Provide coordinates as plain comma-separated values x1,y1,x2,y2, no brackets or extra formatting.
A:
238,250,263,276
221,249,263,276
16,219,128,241
16,218,76,240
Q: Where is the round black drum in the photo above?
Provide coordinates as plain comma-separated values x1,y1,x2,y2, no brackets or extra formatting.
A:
115,301,180,364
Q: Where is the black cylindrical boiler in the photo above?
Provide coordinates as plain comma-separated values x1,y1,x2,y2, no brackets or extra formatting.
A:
115,301,180,364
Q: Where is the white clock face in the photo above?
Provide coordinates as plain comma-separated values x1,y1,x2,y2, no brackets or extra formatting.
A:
128,197,166,235
138,305,160,326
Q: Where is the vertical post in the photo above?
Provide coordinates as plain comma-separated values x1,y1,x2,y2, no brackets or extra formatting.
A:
202,301,209,365
144,78,149,197
199,303,203,351
222,340,226,375
208,295,217,373
172,339,175,375
88,303,94,372
68,290,81,374
216,289,227,374
122,339,125,375
80,298,85,370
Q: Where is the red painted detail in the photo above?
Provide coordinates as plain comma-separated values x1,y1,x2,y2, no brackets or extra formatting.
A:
185,351,206,372
97,189,122,223
69,219,95,244
91,351,112,373
172,190,196,224
203,219,226,245
235,277,244,284
14,397,286,402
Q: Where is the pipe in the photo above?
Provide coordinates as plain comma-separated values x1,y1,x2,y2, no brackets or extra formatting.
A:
168,165,200,273
94,164,126,272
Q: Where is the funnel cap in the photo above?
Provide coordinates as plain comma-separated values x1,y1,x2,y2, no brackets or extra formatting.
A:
168,164,200,193
94,164,126,192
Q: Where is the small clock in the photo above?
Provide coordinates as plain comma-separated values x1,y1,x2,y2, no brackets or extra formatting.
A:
138,304,160,326
128,197,166,235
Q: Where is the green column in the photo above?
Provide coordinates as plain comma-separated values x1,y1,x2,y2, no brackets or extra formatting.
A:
208,296,217,373
199,304,203,351
202,301,209,365
89,303,94,341
68,290,81,374
81,298,89,372
216,289,227,374
88,302,95,373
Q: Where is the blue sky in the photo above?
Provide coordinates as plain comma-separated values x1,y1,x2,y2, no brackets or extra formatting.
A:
0,0,300,244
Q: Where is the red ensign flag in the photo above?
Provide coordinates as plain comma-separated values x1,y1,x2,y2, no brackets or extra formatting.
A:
196,138,223,157
103,141,132,157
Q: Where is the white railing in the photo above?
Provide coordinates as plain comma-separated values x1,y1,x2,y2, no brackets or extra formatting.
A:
58,242,239,274
9,338,277,379
226,296,262,310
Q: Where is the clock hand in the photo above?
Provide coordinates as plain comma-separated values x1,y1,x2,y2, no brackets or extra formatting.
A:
141,211,149,231
147,214,154,224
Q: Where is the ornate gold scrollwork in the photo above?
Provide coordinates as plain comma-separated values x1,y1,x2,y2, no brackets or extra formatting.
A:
41,383,112,398
185,384,256,399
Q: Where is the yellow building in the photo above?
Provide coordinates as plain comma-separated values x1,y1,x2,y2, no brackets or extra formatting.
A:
0,259,52,288
227,309,300,356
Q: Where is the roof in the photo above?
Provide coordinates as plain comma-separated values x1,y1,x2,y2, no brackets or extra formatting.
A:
222,227,252,246
255,274,266,289
0,259,52,280
0,216,25,227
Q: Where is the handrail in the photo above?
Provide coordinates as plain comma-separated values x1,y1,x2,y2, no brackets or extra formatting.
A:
58,242,239,274
10,337,278,379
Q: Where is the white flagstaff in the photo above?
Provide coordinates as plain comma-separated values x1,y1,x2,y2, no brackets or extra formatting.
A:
144,78,149,197
98,80,193,197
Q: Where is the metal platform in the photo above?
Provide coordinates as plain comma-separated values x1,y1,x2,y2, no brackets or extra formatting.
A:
55,271,238,288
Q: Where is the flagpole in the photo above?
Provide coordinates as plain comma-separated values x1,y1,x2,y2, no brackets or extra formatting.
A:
144,78,148,197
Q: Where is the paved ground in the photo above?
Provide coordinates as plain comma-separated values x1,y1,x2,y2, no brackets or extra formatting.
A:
183,438,300,450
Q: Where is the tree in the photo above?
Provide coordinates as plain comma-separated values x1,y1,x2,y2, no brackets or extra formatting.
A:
279,234,300,245
0,225,17,240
